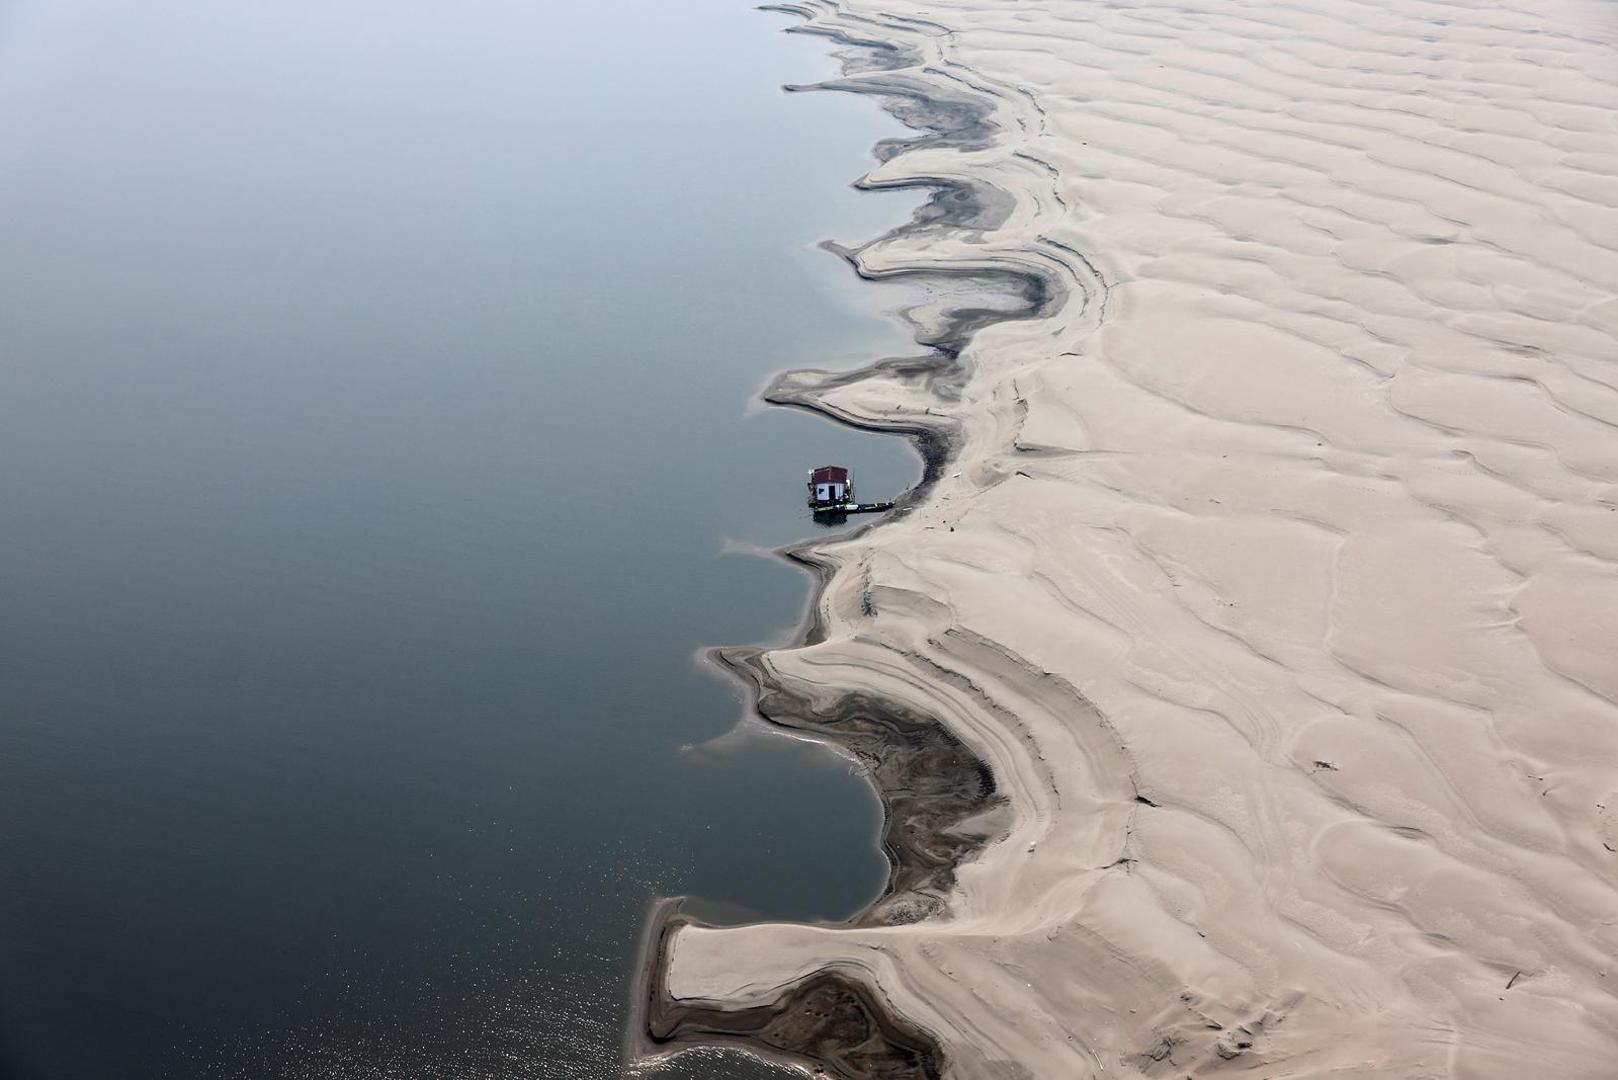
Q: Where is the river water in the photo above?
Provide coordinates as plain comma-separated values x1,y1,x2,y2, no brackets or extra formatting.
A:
0,3,917,1077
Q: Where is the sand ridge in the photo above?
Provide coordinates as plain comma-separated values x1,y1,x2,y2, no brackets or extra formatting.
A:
650,0,1618,1075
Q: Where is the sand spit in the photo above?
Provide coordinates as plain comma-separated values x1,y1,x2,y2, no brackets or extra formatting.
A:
645,0,1618,1076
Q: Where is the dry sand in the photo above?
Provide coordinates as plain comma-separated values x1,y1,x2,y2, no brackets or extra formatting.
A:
649,0,1618,1075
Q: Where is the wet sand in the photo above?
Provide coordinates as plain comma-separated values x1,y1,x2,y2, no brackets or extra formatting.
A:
642,0,1618,1076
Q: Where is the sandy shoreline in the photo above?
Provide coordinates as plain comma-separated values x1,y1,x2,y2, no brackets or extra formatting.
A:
633,8,1027,1071
642,0,1618,1076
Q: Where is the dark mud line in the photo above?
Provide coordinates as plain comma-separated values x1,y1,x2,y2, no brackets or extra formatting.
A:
634,900,946,1080
635,4,1065,1077
712,647,1004,928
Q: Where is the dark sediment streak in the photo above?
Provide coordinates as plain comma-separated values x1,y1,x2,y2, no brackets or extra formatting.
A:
636,3,1069,1076
712,645,1003,928
636,899,946,1080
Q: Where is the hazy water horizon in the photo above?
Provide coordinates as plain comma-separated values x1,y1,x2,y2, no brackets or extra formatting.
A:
0,2,918,1076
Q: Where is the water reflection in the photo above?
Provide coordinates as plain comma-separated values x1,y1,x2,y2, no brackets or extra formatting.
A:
0,1,919,1078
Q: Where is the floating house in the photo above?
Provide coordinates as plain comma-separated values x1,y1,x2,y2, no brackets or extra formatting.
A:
808,465,852,509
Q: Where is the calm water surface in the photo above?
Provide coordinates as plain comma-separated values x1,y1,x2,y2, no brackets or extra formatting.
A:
0,2,920,1077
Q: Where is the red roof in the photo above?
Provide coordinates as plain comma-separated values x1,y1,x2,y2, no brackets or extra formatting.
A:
810,466,849,484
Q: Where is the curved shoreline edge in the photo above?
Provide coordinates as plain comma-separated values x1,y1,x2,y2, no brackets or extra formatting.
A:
630,2,1068,1076
634,0,1618,1075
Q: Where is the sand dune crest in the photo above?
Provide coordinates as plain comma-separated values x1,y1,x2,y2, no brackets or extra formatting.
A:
649,0,1618,1075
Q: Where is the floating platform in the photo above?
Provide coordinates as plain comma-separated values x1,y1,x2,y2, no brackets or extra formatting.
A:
813,501,895,517
807,464,893,518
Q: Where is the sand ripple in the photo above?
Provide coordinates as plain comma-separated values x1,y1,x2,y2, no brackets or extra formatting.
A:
658,0,1618,1075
